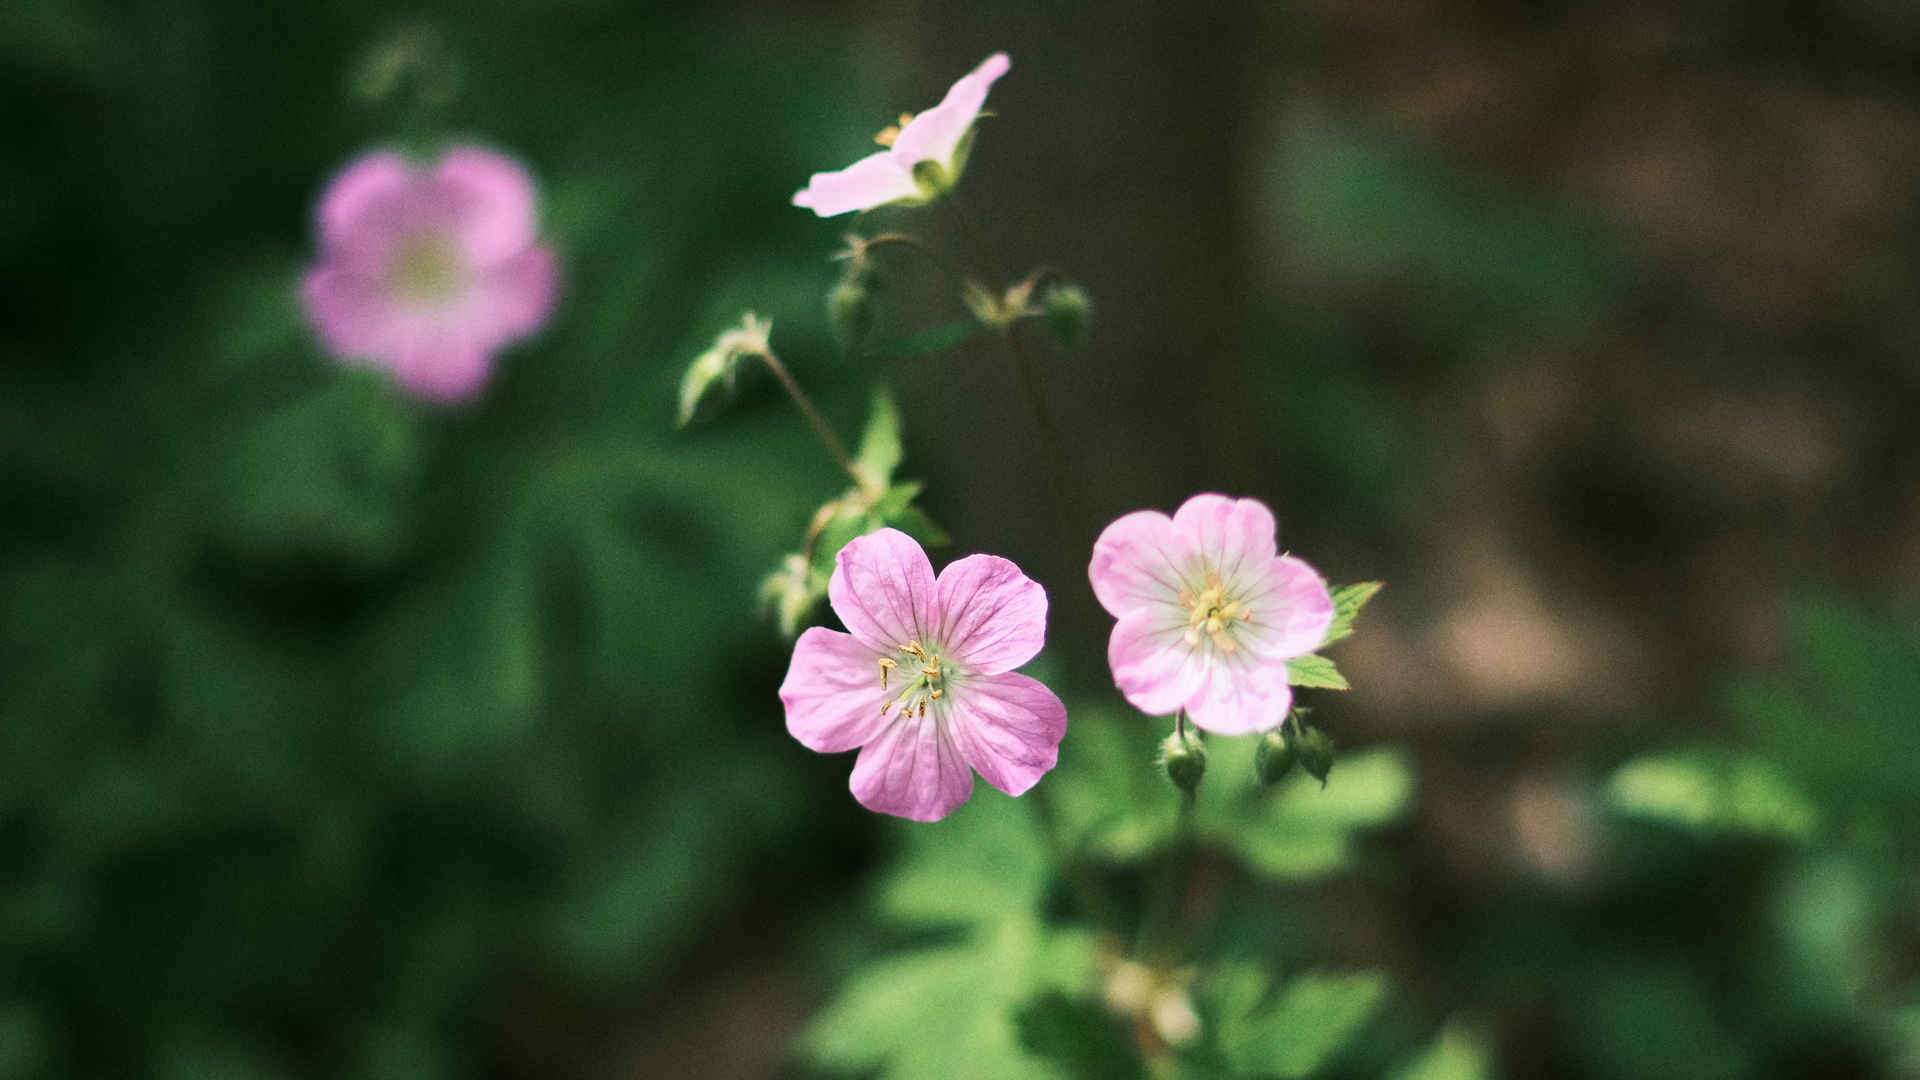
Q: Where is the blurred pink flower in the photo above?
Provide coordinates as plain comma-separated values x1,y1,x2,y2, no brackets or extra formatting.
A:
779,527,1066,822
792,52,1010,217
301,145,558,402
1090,494,1334,735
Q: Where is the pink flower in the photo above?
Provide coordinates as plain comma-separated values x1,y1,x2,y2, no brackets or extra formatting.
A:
301,145,558,402
1090,494,1334,735
779,528,1067,822
792,53,1010,217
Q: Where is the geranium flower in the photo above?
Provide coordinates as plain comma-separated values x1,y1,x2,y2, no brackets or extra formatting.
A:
779,527,1067,821
301,145,558,402
792,53,1010,217
1090,494,1334,734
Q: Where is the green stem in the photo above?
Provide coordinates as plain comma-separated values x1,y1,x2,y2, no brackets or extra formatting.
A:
853,232,971,291
752,349,861,485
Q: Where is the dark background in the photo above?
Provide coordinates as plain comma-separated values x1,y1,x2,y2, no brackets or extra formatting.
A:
5,1,1919,1076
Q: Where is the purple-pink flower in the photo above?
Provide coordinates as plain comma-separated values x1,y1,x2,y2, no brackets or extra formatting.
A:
301,145,558,402
779,528,1067,822
1090,494,1334,735
792,53,1010,217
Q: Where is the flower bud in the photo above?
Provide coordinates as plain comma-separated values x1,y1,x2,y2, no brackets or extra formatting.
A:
1254,728,1296,785
1159,727,1207,795
1043,283,1090,350
1296,724,1335,786
827,278,873,354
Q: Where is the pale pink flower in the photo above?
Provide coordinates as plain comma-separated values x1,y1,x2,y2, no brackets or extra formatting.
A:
792,53,1010,217
301,145,558,402
779,527,1067,822
1090,494,1334,735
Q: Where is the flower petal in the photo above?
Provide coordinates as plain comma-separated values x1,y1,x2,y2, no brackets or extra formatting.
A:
433,145,540,268
1171,493,1278,590
1107,607,1208,716
463,245,559,345
386,326,492,402
317,151,414,255
780,627,893,753
792,150,921,217
946,671,1066,797
828,528,937,652
890,53,1010,169
1089,509,1193,618
933,553,1047,675
849,713,973,821
1235,554,1335,661
301,266,394,358
1185,648,1293,735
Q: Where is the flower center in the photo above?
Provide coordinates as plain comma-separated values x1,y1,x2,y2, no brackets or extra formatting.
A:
387,232,465,302
877,638,946,718
1179,572,1249,652
873,112,915,148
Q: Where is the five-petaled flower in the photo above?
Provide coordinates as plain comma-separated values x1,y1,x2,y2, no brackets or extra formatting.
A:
779,527,1067,821
1090,494,1334,735
792,53,1010,217
302,145,558,402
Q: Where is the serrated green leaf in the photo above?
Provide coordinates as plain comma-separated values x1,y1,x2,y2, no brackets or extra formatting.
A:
1218,970,1388,1078
1320,581,1383,647
856,390,904,486
1608,751,1818,842
871,318,984,359
1286,654,1350,690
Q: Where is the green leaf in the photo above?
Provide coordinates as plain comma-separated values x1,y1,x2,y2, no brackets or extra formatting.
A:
1392,1020,1494,1080
1320,581,1383,647
803,918,1093,1080
1286,654,1350,690
1216,969,1388,1078
1608,750,1818,842
871,318,984,359
879,793,1051,928
856,390,904,486
1205,745,1414,880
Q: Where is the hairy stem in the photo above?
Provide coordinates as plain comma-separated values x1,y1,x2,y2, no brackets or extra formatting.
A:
752,349,861,484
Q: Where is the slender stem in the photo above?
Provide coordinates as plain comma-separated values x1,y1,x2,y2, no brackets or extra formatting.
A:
1137,791,1197,965
752,349,861,484
855,232,970,291
1001,326,1063,456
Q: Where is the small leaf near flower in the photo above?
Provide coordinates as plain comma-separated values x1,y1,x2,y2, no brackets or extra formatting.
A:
1320,581,1383,648
1286,654,1351,691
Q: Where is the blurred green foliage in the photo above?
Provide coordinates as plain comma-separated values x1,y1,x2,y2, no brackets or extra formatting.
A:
0,4,892,1075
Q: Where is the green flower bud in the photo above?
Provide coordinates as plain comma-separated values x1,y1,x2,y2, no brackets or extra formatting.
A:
828,278,873,354
1295,724,1335,786
1159,728,1207,795
1254,728,1296,785
1043,283,1091,350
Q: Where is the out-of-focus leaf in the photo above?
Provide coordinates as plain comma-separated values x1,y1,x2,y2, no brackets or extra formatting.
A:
1392,1020,1494,1080
856,390,903,488
1608,751,1818,842
1320,581,1383,648
1206,745,1413,880
1214,968,1389,1079
1285,654,1350,690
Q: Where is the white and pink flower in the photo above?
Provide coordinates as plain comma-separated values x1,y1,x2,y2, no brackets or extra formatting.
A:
792,53,1010,217
301,145,558,402
779,528,1067,822
1090,494,1334,735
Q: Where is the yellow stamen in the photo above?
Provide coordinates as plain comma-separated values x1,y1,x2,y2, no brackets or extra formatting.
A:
878,656,896,690
930,688,943,700
873,113,914,147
